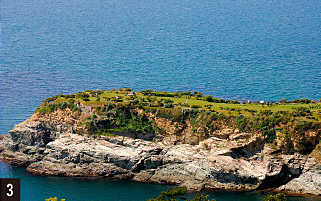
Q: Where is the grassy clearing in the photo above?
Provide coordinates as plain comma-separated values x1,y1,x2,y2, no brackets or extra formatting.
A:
45,89,320,123
56,90,319,120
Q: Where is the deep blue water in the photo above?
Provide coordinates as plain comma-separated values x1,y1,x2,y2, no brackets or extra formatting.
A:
1,0,320,200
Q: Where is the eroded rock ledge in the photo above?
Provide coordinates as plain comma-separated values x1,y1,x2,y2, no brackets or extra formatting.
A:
0,111,320,196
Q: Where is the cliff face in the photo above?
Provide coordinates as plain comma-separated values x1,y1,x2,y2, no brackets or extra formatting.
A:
1,109,320,196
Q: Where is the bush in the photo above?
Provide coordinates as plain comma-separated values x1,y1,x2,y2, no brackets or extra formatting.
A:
294,107,311,117
191,105,201,108
264,193,286,201
259,110,273,115
68,98,75,104
181,108,200,119
146,186,216,201
204,95,213,102
164,103,173,108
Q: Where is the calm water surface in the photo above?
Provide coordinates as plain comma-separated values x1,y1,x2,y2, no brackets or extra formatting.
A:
1,161,319,201
1,0,320,200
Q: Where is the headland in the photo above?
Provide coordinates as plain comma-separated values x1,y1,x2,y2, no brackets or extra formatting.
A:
1,89,320,196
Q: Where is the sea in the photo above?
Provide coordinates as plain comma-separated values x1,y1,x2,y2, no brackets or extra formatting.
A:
0,0,320,200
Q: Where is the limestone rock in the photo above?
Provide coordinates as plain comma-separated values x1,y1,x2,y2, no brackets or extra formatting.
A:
277,168,321,195
1,111,321,196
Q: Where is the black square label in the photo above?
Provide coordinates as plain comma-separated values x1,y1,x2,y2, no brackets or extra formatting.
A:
0,179,20,201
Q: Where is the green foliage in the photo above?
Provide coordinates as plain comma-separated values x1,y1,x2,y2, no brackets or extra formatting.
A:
36,101,80,114
181,108,200,119
151,92,176,97
36,107,51,114
191,105,201,109
165,103,174,108
95,105,155,134
264,193,287,201
68,98,75,104
259,110,273,115
231,100,240,104
234,114,285,142
44,96,57,103
204,95,213,102
299,98,311,104
105,103,115,110
211,98,228,103
193,91,203,97
190,194,215,201
146,187,216,201
162,186,187,198
156,108,183,122
294,107,311,117
94,131,116,137
37,90,321,153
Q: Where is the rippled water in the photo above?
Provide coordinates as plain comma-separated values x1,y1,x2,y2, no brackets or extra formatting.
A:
1,0,321,134
1,0,320,200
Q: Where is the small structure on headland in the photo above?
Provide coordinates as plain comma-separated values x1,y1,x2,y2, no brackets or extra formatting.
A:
128,91,135,96
260,100,264,107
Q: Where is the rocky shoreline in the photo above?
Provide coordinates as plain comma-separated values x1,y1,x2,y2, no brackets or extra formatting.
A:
0,109,320,196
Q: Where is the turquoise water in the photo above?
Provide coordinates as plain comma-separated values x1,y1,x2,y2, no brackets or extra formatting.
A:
1,161,319,201
1,0,320,200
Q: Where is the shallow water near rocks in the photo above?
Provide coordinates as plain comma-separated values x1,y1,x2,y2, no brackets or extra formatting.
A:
0,161,319,201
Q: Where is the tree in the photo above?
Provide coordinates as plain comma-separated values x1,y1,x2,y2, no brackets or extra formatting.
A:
204,95,213,102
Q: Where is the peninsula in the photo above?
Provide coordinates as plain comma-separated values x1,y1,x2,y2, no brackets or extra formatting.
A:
1,89,320,196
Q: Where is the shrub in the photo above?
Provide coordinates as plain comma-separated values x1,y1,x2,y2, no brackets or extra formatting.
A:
259,110,273,115
294,107,311,117
181,108,200,119
204,95,213,102
36,107,50,114
95,131,116,137
146,186,216,201
164,103,173,108
264,193,287,201
105,103,115,110
68,98,75,104
191,105,201,108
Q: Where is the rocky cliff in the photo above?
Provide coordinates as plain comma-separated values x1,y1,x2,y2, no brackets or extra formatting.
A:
1,108,320,196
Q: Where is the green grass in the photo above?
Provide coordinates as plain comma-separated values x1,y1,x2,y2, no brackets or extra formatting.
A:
95,131,116,137
50,90,320,122
55,97,68,103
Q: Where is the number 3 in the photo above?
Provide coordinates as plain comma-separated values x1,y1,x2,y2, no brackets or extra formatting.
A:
7,183,14,197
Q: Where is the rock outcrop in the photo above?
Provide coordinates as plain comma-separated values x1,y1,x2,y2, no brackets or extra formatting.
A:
277,157,321,195
1,109,321,196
